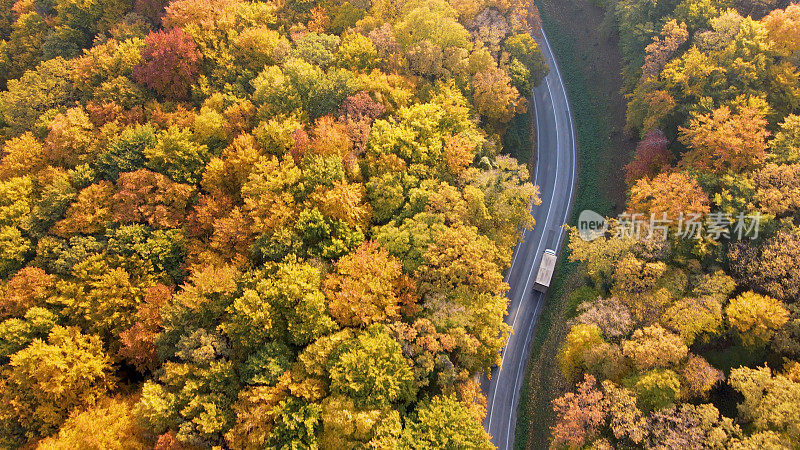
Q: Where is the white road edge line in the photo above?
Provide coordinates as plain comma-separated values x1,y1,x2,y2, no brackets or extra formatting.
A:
505,293,544,449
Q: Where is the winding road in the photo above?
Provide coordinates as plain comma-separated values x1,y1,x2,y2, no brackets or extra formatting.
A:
482,27,578,449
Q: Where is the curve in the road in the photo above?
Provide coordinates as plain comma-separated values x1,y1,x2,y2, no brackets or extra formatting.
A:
482,26,578,450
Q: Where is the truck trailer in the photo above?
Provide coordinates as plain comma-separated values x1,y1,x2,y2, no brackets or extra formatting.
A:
533,249,557,293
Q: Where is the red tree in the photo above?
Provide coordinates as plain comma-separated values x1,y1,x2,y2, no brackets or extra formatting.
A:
118,284,173,373
338,91,386,123
624,129,673,185
1,267,55,318
133,28,202,100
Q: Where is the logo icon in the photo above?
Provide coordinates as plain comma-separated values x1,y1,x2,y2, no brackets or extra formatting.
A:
577,210,608,241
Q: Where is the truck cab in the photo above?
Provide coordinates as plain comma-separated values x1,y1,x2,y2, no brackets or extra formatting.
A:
533,249,557,293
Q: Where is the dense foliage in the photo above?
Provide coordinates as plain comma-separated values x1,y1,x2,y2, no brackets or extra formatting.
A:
0,0,548,447
552,1,800,448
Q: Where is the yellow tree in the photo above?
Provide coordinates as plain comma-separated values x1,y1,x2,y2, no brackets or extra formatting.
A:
641,20,688,80
324,241,413,328
621,325,689,371
602,380,647,444
725,291,789,347
52,181,116,237
679,103,770,174
730,365,800,437
36,396,146,450
472,66,523,125
0,326,115,441
416,224,507,299
310,181,372,229
661,295,724,345
753,163,800,216
44,107,97,169
558,323,606,381
628,172,710,217
242,154,303,235
0,133,47,180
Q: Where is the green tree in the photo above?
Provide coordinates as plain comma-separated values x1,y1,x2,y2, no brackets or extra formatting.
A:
0,57,73,137
145,126,210,184
463,155,539,253
394,0,470,49
55,0,130,35
2,13,48,82
95,124,156,181
400,395,492,449
54,254,149,349
265,396,322,449
252,58,356,120
0,226,31,277
0,307,57,360
329,325,416,408
225,258,336,350
292,32,340,68
367,96,474,168
503,33,549,92
338,33,378,72
628,369,681,412
769,114,800,164
559,323,606,381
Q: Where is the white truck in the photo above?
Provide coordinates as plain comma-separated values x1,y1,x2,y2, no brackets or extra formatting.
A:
533,249,557,293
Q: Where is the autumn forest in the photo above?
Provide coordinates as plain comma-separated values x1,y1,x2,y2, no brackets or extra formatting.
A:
0,0,798,448
0,0,551,448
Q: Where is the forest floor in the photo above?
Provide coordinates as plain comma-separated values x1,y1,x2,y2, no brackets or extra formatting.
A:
513,0,635,448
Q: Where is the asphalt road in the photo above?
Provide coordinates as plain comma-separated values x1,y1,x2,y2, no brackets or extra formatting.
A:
482,28,578,450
